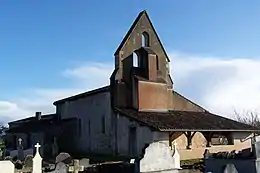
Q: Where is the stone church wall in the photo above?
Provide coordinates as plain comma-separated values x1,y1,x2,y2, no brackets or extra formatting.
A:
116,114,169,157
57,91,115,156
56,91,169,158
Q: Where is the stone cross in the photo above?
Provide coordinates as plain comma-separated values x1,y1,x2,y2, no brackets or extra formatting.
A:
35,143,41,153
18,138,22,146
32,143,42,173
17,138,24,160
68,159,84,173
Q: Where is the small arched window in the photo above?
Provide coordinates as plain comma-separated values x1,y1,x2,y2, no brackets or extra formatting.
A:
133,52,139,67
156,56,159,70
142,32,149,47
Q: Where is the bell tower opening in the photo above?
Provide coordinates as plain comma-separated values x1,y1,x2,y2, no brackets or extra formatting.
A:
141,32,149,47
133,52,139,67
156,56,159,70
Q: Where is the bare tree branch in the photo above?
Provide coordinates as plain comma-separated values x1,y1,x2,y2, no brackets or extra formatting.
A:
233,110,260,127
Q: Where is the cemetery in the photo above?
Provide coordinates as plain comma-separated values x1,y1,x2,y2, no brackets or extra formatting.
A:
3,136,260,173
1,9,260,173
0,139,185,173
2,137,260,173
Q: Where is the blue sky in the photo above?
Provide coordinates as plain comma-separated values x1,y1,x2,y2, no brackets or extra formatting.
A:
1,0,260,122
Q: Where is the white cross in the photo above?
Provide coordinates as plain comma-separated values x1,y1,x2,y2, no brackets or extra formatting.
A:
35,143,41,153
18,138,22,145
68,160,84,173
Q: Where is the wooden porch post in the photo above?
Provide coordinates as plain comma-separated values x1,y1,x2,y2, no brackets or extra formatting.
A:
169,132,175,150
184,132,196,149
202,132,213,147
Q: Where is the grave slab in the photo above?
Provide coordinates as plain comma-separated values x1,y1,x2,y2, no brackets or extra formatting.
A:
139,142,181,173
0,160,15,173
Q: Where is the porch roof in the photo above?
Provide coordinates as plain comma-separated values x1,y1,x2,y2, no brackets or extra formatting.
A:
116,109,260,132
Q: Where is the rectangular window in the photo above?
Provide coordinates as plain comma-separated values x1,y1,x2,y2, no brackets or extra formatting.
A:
13,135,17,149
27,133,32,149
102,116,106,134
78,119,82,137
88,120,91,135
128,126,137,157
156,56,159,70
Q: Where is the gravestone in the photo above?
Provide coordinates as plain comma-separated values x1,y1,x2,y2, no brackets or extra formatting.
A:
56,152,72,164
79,158,90,167
0,160,15,173
223,163,238,173
172,141,181,169
68,159,84,173
255,141,260,159
47,162,67,173
33,143,42,173
17,138,24,160
139,142,180,173
23,155,33,170
55,162,67,173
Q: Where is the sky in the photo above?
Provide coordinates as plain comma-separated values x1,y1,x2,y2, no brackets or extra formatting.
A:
1,0,260,123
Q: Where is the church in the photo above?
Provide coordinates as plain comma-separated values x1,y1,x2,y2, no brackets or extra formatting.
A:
5,10,259,161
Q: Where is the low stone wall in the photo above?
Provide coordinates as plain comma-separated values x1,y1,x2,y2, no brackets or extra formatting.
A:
10,148,33,158
179,169,202,173
205,158,258,173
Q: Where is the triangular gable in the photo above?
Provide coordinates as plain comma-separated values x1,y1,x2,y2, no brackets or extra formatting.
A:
114,10,170,62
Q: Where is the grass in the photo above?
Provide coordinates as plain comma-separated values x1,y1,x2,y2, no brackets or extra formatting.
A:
180,158,203,166
0,142,4,149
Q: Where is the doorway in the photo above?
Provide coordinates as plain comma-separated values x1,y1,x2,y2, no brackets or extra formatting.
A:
128,126,137,157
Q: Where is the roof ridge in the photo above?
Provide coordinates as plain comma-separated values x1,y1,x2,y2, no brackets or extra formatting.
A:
173,90,208,112
53,85,110,105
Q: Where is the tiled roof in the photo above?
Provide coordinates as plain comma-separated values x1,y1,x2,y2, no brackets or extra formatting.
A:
6,117,77,133
116,109,259,132
53,86,110,105
8,114,56,125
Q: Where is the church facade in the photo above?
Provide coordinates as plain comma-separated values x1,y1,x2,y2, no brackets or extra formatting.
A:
5,11,259,160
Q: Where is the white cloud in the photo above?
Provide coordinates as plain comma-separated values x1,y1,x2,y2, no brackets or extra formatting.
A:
1,52,260,123
0,63,113,123
170,52,260,117
62,62,113,88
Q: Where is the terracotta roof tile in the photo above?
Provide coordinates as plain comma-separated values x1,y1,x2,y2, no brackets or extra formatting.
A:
116,109,259,132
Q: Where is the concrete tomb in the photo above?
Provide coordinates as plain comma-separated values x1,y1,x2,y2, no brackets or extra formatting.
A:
223,163,238,173
139,141,181,173
0,160,15,173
